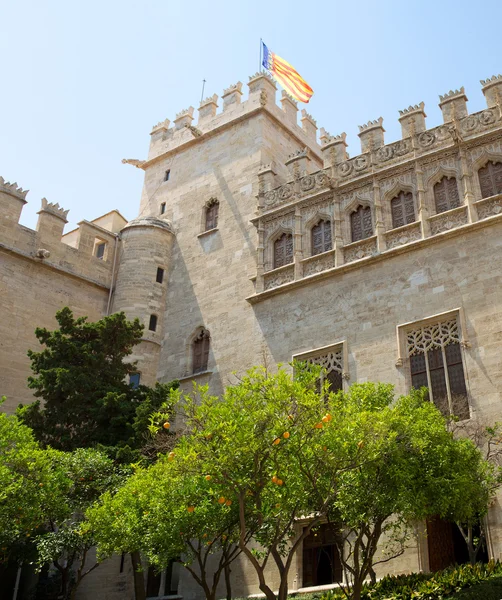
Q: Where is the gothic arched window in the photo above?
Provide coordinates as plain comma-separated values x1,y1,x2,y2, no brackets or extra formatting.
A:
391,191,415,229
274,233,293,269
205,199,219,231
311,220,332,256
193,328,210,374
433,176,460,214
478,161,502,199
350,206,372,242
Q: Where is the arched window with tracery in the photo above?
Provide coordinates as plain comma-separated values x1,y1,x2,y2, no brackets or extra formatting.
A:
350,206,372,242
390,191,415,228
204,199,219,231
478,161,502,199
311,220,332,256
274,233,293,268
192,328,210,374
433,176,460,214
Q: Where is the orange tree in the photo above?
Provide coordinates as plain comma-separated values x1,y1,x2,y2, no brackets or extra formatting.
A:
161,366,373,600
88,456,251,600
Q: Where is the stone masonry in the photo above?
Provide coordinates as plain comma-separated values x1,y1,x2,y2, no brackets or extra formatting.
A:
1,71,502,600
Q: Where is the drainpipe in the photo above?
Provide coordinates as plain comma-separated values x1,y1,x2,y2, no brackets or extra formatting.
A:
106,232,121,315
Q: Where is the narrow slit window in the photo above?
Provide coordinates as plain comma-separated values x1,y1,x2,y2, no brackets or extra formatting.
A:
129,372,141,389
95,242,106,260
193,329,210,374
148,314,158,332
156,267,164,284
205,199,219,231
164,170,170,182
160,202,166,215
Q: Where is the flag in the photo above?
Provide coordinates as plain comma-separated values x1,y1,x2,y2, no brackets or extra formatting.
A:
261,42,313,103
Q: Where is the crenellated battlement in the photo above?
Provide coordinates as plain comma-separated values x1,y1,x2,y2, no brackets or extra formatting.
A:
0,176,28,201
145,72,325,164
0,178,127,289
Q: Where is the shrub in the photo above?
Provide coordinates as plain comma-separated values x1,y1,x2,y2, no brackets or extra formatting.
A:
319,561,502,600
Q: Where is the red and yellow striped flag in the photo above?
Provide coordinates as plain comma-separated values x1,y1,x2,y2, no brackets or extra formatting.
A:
262,42,313,103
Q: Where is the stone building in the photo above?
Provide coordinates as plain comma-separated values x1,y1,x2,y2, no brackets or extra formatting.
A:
1,71,502,599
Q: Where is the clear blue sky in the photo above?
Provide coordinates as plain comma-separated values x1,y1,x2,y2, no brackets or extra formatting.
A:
2,0,501,232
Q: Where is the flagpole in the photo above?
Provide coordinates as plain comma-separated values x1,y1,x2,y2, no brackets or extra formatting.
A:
259,38,262,72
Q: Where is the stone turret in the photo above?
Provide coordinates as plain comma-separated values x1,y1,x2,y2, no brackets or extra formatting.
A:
439,88,468,121
481,75,502,108
358,118,385,152
0,176,28,227
111,216,175,386
36,197,69,242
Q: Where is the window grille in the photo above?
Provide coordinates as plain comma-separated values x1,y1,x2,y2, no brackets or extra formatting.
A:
350,206,372,242
274,233,294,268
193,329,210,374
390,191,416,228
205,200,219,231
433,176,460,213
311,220,332,255
306,348,343,393
478,161,502,198
407,319,469,419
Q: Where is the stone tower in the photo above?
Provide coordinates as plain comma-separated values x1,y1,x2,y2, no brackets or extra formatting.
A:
110,216,175,386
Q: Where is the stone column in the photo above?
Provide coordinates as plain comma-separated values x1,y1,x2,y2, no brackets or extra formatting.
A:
373,180,386,252
458,147,478,223
294,206,303,279
415,162,430,237
333,195,344,267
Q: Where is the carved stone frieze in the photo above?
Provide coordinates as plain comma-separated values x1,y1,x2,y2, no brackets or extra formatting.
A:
343,238,377,263
299,170,331,194
302,251,335,276
263,214,295,240
423,155,459,180
263,265,295,290
385,223,422,249
262,170,332,211
429,207,468,235
379,171,414,195
339,186,372,210
460,108,498,135
301,198,333,226
476,196,502,219
374,138,412,164
469,140,502,163
338,155,370,178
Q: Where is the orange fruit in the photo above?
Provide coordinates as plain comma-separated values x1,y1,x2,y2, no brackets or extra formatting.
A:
187,506,195,513
168,452,175,460
273,438,281,445
205,475,211,481
272,475,278,483
225,499,232,506
283,432,290,439
163,422,170,429
218,497,226,504
277,479,283,486
314,422,323,429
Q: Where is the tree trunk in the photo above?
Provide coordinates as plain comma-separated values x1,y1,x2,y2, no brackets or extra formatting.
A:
224,563,232,600
277,576,289,600
352,578,363,600
130,551,146,600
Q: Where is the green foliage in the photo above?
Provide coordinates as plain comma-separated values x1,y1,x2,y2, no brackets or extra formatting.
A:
17,307,178,456
319,561,502,600
0,401,69,557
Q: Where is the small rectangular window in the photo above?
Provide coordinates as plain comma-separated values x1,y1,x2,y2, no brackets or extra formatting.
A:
164,170,170,182
156,267,164,284
160,202,166,215
95,242,106,260
149,314,158,332
129,373,141,389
